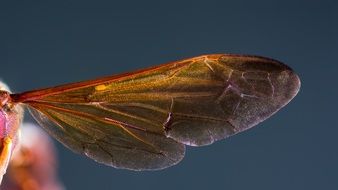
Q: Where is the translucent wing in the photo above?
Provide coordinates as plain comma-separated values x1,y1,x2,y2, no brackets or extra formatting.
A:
11,54,300,170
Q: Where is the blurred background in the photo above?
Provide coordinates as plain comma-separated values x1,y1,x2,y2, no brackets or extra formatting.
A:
0,0,337,189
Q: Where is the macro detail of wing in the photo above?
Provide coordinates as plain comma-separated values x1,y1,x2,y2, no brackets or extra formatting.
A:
14,54,300,170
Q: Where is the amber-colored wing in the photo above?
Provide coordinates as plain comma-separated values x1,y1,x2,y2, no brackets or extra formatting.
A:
11,54,300,170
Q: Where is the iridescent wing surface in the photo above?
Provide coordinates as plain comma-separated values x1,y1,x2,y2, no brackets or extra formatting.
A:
11,54,300,170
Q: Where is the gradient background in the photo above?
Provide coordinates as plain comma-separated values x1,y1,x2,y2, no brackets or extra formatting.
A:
1,0,337,189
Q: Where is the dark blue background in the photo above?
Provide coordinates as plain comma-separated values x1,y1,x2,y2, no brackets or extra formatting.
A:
1,0,337,189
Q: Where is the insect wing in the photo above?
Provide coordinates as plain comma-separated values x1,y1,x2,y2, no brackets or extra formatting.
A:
13,54,300,170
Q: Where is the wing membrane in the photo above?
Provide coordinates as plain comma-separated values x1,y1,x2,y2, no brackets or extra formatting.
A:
12,54,300,170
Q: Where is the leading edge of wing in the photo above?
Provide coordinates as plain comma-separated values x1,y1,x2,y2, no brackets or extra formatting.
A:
10,54,283,103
